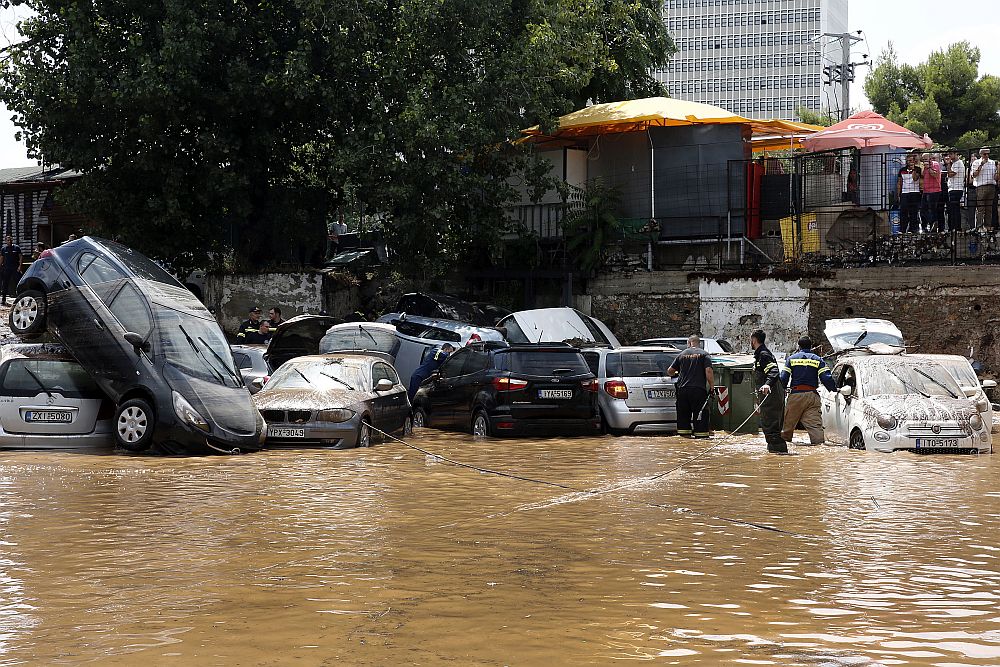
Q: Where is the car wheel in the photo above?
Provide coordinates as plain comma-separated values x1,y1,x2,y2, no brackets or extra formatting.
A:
402,415,413,437
472,409,492,437
599,410,625,436
115,398,155,452
9,289,47,336
849,429,866,451
412,407,428,429
357,419,371,448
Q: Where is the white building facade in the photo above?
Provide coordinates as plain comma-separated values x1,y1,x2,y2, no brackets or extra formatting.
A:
657,0,849,121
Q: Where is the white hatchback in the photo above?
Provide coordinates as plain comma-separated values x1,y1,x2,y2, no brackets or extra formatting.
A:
822,354,991,454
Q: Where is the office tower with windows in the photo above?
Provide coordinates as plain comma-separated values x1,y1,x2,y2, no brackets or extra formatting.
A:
658,0,849,120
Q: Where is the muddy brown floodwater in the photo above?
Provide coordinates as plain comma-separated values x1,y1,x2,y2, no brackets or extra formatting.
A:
0,431,997,665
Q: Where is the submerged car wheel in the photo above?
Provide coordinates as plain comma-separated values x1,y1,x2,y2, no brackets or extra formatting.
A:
412,407,427,429
849,429,866,451
115,399,154,452
472,409,492,437
357,419,371,448
402,415,413,437
9,289,47,336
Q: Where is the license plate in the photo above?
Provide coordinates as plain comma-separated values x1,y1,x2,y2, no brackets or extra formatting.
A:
24,410,73,423
915,438,959,448
646,389,675,400
539,389,574,399
267,426,305,438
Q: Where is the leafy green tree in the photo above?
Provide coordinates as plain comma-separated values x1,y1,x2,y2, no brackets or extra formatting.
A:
865,41,1000,146
561,179,623,277
0,0,674,276
797,107,836,127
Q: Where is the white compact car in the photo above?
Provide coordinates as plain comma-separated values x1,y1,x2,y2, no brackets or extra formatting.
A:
822,354,992,454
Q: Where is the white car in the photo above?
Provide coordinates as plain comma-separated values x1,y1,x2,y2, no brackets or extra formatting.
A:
822,354,991,454
824,317,904,353
633,337,735,354
498,308,622,348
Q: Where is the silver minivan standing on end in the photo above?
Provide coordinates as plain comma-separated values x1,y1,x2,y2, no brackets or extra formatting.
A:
582,346,681,435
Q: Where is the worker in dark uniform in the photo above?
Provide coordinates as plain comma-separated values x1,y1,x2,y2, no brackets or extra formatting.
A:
666,334,715,438
236,306,267,344
407,343,455,400
779,336,837,445
750,329,787,453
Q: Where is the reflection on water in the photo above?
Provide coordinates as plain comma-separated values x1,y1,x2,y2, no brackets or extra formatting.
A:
0,433,996,664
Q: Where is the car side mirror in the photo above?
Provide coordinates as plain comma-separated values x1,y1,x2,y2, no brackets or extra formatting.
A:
838,385,853,397
375,378,394,392
961,385,980,398
982,380,997,389
123,331,150,353
428,371,440,382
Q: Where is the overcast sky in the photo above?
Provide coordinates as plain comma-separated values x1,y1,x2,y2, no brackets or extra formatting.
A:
2,2,1000,167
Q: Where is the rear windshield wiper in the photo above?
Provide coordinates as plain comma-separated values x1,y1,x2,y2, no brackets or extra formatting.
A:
22,365,53,398
359,325,378,346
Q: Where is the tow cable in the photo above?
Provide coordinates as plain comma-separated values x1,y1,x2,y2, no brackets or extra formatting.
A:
365,394,804,536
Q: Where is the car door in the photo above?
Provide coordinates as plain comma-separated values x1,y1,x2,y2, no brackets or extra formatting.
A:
453,348,491,419
424,349,469,427
372,362,407,432
828,363,856,444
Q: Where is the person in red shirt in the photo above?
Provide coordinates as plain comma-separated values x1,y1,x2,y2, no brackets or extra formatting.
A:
920,153,942,232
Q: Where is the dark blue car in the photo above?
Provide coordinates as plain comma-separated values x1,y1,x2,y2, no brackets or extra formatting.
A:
9,237,265,454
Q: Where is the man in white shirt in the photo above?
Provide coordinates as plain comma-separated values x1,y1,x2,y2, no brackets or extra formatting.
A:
971,148,997,230
946,150,966,231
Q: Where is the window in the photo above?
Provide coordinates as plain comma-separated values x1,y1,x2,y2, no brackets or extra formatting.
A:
582,352,600,376
1,359,101,398
438,349,468,379
500,317,529,344
503,351,591,375
232,352,251,370
78,253,126,286
462,349,491,375
319,326,400,357
108,283,152,337
372,362,399,386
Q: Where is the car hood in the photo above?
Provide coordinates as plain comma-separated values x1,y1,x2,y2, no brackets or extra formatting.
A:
502,308,621,347
265,315,342,369
252,386,370,412
164,364,259,437
861,394,978,425
825,318,904,352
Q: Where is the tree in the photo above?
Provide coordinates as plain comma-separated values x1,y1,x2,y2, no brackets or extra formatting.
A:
797,107,836,127
0,0,674,276
864,41,1000,146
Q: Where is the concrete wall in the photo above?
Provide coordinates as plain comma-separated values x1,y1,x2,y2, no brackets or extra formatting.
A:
586,272,700,344
700,278,808,354
204,272,359,334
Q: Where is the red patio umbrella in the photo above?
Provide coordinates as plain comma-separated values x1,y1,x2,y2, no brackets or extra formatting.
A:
802,110,932,151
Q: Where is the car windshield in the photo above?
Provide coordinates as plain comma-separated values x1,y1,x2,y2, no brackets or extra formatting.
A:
716,339,735,353
268,358,366,392
504,351,591,376
320,326,398,356
606,351,679,378
2,359,102,397
156,309,242,387
102,241,182,286
860,362,962,398
829,331,904,349
929,358,980,388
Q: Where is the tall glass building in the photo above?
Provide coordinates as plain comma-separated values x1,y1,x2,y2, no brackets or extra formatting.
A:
657,0,849,121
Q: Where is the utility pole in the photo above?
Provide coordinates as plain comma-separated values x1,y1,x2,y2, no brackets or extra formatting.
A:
821,32,865,120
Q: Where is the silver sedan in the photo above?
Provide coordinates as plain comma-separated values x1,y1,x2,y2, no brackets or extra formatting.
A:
252,353,411,449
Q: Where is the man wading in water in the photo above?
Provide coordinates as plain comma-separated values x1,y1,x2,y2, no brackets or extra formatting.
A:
666,334,715,438
750,329,787,453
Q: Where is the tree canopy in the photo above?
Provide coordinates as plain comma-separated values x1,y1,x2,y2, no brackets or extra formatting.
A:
0,0,673,276
864,41,1000,147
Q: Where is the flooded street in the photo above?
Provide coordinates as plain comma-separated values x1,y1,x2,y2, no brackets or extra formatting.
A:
0,432,997,665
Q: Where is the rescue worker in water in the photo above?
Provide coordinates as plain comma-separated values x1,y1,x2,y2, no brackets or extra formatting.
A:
750,329,787,453
407,343,456,400
779,336,837,445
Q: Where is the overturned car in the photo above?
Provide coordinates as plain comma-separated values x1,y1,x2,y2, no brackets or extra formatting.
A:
9,237,265,455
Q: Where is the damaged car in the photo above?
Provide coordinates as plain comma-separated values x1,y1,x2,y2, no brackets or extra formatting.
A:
253,352,411,448
8,237,265,454
823,354,991,454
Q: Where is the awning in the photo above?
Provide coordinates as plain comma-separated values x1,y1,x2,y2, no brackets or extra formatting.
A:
520,97,823,146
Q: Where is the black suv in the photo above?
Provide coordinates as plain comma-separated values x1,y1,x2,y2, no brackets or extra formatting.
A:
411,342,599,436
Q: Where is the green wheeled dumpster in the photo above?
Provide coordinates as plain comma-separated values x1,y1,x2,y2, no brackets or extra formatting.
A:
710,355,760,435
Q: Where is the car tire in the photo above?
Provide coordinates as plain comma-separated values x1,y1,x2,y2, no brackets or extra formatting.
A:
9,289,47,336
357,419,372,448
472,409,492,437
412,407,428,429
115,398,155,453
599,410,626,436
402,415,413,437
849,429,866,451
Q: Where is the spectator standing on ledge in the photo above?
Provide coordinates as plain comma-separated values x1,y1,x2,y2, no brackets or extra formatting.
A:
945,150,966,232
896,154,922,234
919,153,942,232
0,236,22,305
779,336,837,445
236,306,267,344
970,148,996,231
666,334,715,439
750,329,787,454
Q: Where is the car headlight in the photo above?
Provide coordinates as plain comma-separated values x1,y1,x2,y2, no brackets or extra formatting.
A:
970,413,984,431
876,413,898,430
172,391,209,432
317,408,356,423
